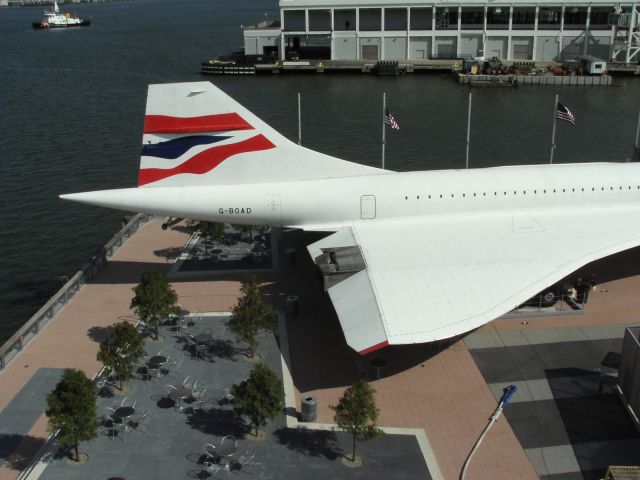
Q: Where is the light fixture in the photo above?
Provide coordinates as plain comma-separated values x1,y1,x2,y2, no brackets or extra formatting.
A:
495,7,502,13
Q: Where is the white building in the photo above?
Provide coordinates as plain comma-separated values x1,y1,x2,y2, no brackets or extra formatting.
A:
243,0,639,63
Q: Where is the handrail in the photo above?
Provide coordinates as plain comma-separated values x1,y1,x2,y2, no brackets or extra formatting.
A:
0,213,150,370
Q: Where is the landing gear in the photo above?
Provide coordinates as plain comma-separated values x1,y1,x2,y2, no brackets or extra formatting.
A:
161,217,182,230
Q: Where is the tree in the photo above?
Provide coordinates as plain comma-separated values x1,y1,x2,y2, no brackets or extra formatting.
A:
227,275,274,358
46,369,98,462
231,363,284,437
97,321,145,390
190,221,226,253
130,269,179,339
331,379,383,462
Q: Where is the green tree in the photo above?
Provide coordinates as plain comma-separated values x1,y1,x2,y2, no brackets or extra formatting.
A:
46,369,98,462
130,269,179,339
97,321,145,390
227,275,274,358
332,379,383,462
231,363,284,437
190,221,226,253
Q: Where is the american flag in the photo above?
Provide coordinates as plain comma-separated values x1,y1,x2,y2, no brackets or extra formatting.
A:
556,103,575,125
384,109,400,130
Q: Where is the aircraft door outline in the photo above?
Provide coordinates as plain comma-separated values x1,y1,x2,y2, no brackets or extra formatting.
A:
361,195,376,220
265,194,282,226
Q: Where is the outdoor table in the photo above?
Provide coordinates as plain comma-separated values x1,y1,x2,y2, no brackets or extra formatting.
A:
215,442,237,469
114,406,135,419
148,355,167,377
195,333,212,345
168,385,192,411
370,358,387,379
114,406,136,433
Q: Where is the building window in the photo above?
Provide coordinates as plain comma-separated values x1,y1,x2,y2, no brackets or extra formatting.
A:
436,7,458,30
590,7,611,30
385,8,407,30
461,8,484,29
360,8,382,31
487,7,509,29
410,8,432,30
334,9,356,31
283,10,306,31
538,7,562,29
564,7,587,29
512,8,535,29
309,10,331,32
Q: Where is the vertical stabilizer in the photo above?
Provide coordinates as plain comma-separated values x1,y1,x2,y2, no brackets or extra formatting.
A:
139,82,386,187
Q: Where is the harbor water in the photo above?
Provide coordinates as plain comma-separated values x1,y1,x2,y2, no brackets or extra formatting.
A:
1,0,639,343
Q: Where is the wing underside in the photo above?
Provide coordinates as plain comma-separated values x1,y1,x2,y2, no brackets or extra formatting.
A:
307,205,640,354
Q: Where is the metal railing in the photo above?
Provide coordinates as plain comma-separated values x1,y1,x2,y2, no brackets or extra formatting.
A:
501,290,585,319
0,214,150,371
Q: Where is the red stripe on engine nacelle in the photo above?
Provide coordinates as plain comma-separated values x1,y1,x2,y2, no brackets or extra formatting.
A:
358,340,389,356
143,113,253,134
138,133,275,186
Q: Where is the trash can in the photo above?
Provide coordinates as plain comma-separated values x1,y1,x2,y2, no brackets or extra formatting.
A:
286,295,300,317
301,396,317,422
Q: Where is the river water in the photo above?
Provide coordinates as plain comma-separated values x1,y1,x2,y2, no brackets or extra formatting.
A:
1,0,639,343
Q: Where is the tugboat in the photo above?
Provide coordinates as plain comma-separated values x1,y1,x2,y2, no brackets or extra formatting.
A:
32,1,91,29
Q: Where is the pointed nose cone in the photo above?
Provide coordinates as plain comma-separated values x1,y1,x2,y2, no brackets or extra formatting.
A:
60,187,184,216
60,188,144,211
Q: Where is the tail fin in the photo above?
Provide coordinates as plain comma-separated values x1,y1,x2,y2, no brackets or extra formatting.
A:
139,82,385,187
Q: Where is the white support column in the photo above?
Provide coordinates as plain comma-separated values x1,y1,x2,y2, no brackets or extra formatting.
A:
533,6,540,61
381,7,385,60
280,8,286,60
627,4,639,63
331,8,335,60
305,9,309,34
584,5,591,55
507,6,513,60
432,6,436,59
457,6,462,58
483,5,487,57
559,6,565,59
356,8,360,60
407,7,411,59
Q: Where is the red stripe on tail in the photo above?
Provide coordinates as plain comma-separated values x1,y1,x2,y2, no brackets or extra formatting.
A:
143,113,253,134
138,134,275,186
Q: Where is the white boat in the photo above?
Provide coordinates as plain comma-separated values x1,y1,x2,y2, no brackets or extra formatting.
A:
32,1,91,29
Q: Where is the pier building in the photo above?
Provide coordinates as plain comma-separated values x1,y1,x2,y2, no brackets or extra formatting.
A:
243,0,639,64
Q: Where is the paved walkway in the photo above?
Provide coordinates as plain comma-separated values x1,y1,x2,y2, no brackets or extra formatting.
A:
280,231,640,480
2,221,640,480
0,221,242,480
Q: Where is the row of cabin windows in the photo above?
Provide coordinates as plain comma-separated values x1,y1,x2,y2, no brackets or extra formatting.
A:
403,185,640,200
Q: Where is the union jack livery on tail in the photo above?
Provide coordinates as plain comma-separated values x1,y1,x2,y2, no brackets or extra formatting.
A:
62,81,640,355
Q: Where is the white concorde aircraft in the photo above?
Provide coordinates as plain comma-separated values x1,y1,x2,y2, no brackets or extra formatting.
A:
62,81,640,355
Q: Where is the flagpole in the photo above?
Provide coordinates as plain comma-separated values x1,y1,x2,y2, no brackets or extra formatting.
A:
633,106,640,162
297,92,302,145
382,92,386,170
466,92,472,169
549,93,559,164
